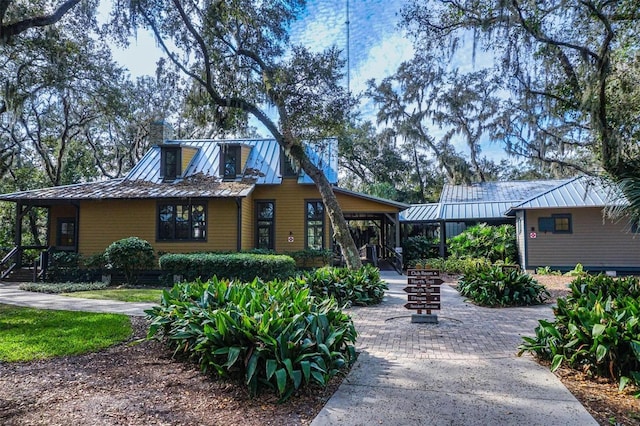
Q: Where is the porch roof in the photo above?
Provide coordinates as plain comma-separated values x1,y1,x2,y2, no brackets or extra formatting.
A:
0,174,255,202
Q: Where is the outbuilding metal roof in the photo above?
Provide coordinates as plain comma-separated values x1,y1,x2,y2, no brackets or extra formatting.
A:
440,179,567,203
440,201,518,221
505,176,626,215
400,178,585,223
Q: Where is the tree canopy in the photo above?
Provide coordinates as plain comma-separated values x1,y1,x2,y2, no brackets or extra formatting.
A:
401,0,640,189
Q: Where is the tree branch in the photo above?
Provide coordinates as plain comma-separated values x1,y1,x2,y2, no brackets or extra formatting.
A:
0,0,81,43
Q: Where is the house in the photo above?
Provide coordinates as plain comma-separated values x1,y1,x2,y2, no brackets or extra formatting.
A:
0,122,408,278
506,176,639,274
401,177,640,274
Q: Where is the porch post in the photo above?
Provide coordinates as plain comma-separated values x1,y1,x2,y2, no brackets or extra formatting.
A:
14,202,23,267
439,220,446,257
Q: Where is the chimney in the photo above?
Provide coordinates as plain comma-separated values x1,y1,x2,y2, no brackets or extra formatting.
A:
149,120,174,145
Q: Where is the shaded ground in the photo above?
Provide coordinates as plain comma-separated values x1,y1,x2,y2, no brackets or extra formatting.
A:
0,275,637,425
0,317,341,426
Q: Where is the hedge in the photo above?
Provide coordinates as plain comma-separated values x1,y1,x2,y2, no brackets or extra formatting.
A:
158,252,297,283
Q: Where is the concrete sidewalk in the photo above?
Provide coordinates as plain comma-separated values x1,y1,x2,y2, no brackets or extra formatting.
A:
0,282,156,316
311,272,597,426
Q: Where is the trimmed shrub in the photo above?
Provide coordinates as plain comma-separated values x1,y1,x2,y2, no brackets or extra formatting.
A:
287,248,333,269
519,275,640,395
146,277,357,400
105,237,155,285
458,265,549,307
19,281,108,293
410,256,493,275
448,223,517,263
158,252,296,283
300,265,387,307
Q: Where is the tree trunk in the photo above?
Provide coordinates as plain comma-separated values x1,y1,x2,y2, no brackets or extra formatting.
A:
288,143,362,269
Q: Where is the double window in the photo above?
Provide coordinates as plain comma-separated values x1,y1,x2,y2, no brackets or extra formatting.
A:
306,200,324,249
256,201,275,250
538,214,572,234
158,202,206,241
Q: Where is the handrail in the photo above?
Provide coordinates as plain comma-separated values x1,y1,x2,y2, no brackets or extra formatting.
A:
381,244,403,274
0,246,20,280
0,245,50,281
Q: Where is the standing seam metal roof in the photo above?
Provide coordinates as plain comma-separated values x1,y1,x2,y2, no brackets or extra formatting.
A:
505,176,627,214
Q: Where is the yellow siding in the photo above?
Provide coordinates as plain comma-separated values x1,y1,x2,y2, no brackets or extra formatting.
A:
252,181,402,252
77,199,238,257
49,205,78,247
525,207,640,269
335,192,399,213
240,195,253,250
253,181,316,252
181,147,198,172
240,145,252,171
72,181,400,256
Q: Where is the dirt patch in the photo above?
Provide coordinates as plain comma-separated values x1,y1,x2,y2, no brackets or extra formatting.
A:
0,317,341,426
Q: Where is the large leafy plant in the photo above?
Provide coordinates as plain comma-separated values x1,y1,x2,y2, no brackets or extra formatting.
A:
519,275,640,396
458,265,549,307
300,265,387,307
448,223,517,262
146,277,357,400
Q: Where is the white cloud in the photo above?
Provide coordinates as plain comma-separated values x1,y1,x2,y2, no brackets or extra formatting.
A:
351,33,414,94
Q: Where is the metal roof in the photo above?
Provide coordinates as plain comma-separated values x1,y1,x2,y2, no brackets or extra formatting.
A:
400,178,598,222
440,201,518,221
440,179,568,203
126,138,338,185
0,175,255,202
0,138,340,202
505,176,626,215
399,203,440,222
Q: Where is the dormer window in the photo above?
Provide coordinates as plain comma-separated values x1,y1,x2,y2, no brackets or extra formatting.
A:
221,145,241,180
160,146,181,181
281,149,299,178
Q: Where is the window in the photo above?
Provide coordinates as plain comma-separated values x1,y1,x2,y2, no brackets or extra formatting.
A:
281,149,298,178
306,200,324,249
57,218,76,248
256,201,275,250
221,145,240,180
158,202,206,241
538,214,572,234
160,147,181,181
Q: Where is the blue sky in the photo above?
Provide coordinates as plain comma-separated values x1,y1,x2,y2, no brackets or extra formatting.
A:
104,0,413,95
101,0,506,161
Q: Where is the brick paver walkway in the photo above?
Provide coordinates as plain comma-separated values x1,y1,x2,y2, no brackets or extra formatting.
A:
349,273,556,360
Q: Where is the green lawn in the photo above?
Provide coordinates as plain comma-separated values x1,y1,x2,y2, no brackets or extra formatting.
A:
0,304,132,362
61,288,165,303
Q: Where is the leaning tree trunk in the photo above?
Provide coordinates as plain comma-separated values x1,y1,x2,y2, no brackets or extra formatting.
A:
287,142,363,270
